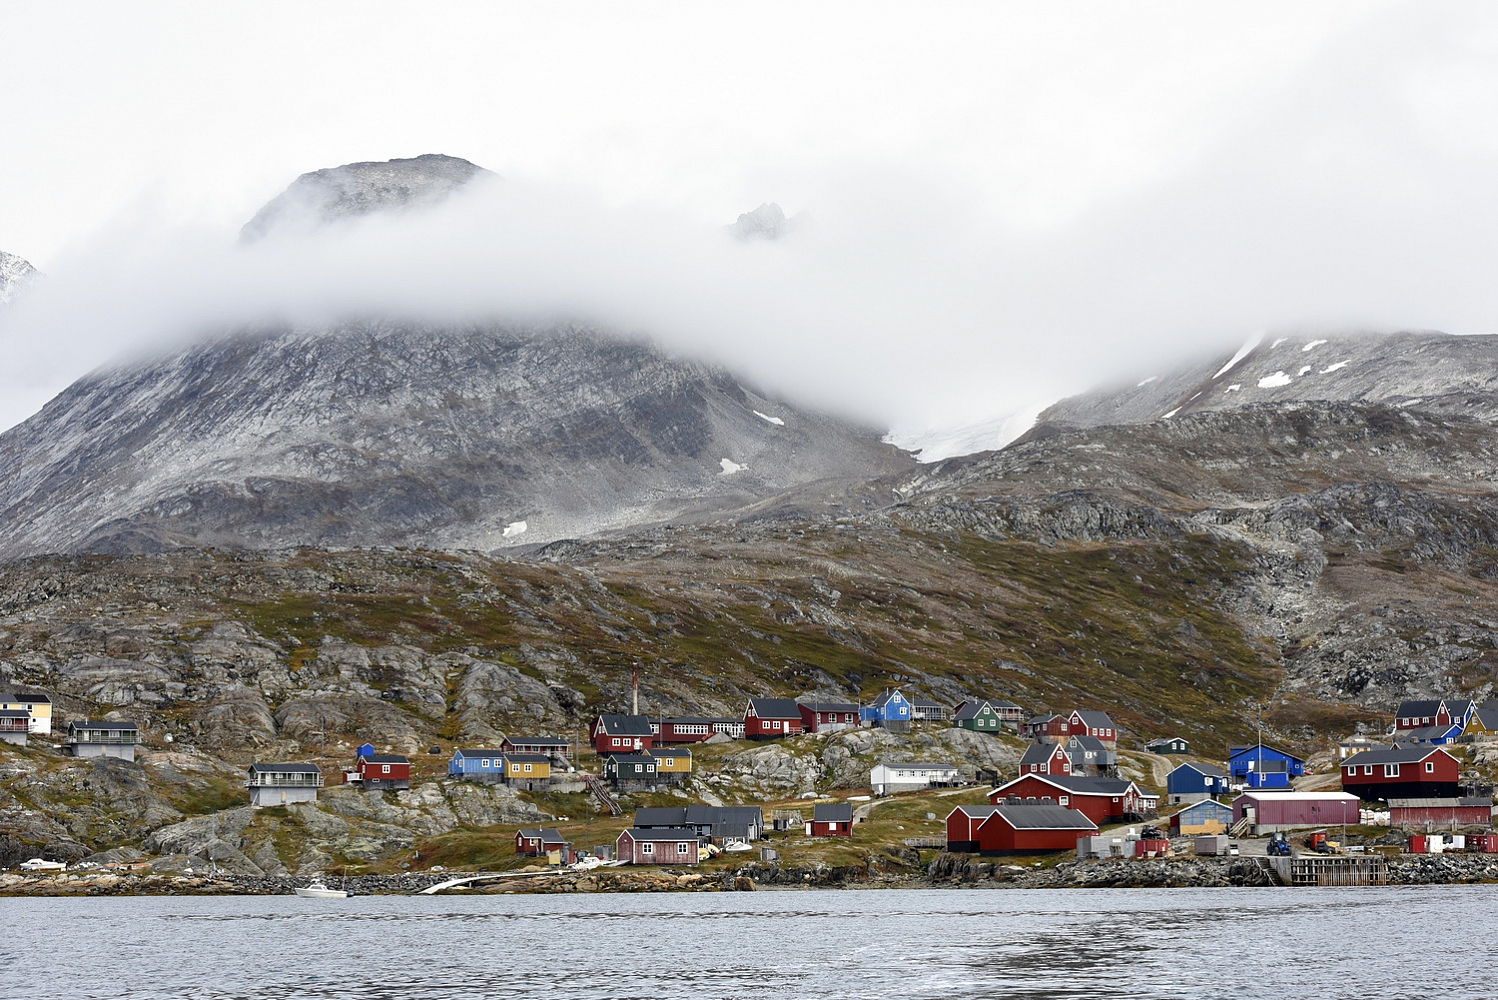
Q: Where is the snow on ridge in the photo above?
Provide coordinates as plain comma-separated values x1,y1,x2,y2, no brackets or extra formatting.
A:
502,520,527,538
1258,371,1292,388
752,410,785,426
1320,360,1350,374
1137,376,1159,387
719,458,745,475
1270,337,1287,349
1214,331,1264,378
1161,407,1180,419
1302,339,1328,352
1225,384,1242,392
1298,366,1312,376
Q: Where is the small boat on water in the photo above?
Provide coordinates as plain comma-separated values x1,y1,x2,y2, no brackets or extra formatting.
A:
294,882,348,898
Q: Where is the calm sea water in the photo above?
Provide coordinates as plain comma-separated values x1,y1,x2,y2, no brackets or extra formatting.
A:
3,886,1492,1000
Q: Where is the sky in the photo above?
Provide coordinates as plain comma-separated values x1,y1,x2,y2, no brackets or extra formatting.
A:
4,1,1498,454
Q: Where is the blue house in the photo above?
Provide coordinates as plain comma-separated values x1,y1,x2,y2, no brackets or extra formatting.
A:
862,689,913,732
1394,724,1463,746
356,742,376,758
448,748,509,780
1166,761,1230,804
1169,798,1234,835
1227,744,1305,789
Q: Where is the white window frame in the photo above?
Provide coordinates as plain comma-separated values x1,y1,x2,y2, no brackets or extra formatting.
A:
1385,763,1400,777
677,843,691,854
524,763,533,773
640,842,653,855
1425,761,1435,773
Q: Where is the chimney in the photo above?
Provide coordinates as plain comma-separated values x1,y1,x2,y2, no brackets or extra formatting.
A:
631,663,639,716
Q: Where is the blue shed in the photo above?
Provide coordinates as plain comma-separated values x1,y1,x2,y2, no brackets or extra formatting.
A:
1227,744,1305,789
1169,798,1234,834
1166,761,1230,804
356,742,376,759
449,748,509,779
861,690,913,732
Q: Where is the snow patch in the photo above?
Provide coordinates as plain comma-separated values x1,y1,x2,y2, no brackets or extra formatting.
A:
1320,360,1349,374
1225,384,1242,392
1136,376,1158,387
1257,371,1292,388
752,410,785,426
1270,337,1287,349
502,520,527,538
1298,366,1312,376
1214,331,1264,378
1161,408,1180,419
1302,339,1328,352
719,458,745,475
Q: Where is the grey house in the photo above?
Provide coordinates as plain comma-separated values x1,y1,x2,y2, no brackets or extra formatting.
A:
634,805,765,842
247,762,324,807
1065,735,1118,777
67,720,141,761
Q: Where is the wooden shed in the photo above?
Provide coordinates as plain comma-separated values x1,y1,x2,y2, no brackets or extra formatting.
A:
617,828,700,865
808,802,854,837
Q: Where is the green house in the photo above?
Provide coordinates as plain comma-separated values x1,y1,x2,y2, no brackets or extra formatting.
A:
953,700,1006,731
1144,736,1190,755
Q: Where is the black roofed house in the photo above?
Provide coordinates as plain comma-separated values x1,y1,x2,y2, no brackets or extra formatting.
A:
744,698,804,739
590,715,655,754
808,802,854,837
953,700,1017,732
501,736,572,760
617,827,700,865
1023,714,1066,741
1020,742,1072,777
1144,736,1189,755
500,753,552,790
67,720,141,761
869,760,960,795
0,692,51,735
346,750,411,791
247,763,323,807
515,828,567,856
0,709,29,746
1065,710,1117,747
988,773,1154,825
604,752,658,790
634,805,764,841
797,701,862,734
1341,745,1460,801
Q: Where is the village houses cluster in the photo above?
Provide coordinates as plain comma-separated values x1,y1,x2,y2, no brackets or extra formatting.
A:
6,683,1497,869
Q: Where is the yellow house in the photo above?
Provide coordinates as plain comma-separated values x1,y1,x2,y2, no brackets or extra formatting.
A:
0,692,52,734
1465,707,1498,738
648,747,693,784
502,753,551,789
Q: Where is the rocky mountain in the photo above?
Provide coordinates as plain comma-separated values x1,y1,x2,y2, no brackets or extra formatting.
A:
1035,331,1498,432
0,322,908,559
240,153,492,240
0,250,36,304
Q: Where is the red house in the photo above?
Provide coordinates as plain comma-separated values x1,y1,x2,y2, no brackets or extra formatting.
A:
515,827,567,856
798,701,862,733
946,804,1001,852
1065,710,1117,746
590,715,655,753
1341,745,1461,801
1019,742,1072,776
1022,714,1066,740
808,802,854,836
616,827,700,865
988,774,1148,825
744,698,803,739
346,750,410,791
972,800,1097,855
649,718,720,744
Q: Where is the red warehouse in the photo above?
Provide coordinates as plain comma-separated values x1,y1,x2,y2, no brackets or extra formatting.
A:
1389,797,1494,829
973,799,1097,855
1232,791,1361,833
616,828,700,865
744,698,803,739
1341,745,1460,801
988,774,1149,825
946,804,1001,852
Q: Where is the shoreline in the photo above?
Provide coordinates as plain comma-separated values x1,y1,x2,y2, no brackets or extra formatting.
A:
4,852,1496,895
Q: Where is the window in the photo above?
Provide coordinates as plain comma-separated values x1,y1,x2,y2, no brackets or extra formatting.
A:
662,758,674,767
1059,795,1069,805
772,721,781,730
646,764,655,772
641,842,654,855
481,759,489,768
524,763,532,773
1425,761,1435,773
1344,767,1354,777
677,843,691,854
381,765,391,774
1385,764,1400,777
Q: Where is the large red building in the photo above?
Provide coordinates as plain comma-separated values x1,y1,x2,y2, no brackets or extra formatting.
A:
1389,797,1493,829
1341,745,1460,801
590,715,655,753
988,774,1148,825
949,799,1097,855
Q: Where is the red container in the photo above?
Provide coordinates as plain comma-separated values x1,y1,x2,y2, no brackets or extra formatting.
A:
1309,831,1327,849
1134,838,1170,858
1471,835,1498,853
1408,835,1429,854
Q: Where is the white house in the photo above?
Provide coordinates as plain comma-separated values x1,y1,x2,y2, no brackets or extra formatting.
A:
869,760,960,795
247,762,324,807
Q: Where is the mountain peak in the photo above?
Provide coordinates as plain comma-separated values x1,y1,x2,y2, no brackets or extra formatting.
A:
240,153,493,241
0,250,37,304
728,202,810,241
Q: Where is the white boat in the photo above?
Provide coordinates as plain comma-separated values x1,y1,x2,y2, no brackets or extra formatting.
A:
294,882,348,898
721,840,753,852
19,858,66,871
